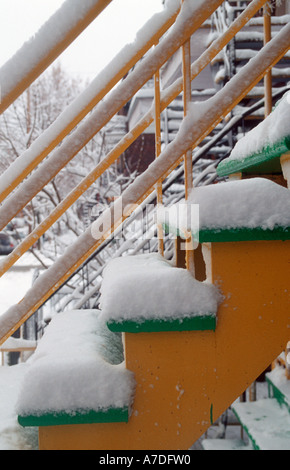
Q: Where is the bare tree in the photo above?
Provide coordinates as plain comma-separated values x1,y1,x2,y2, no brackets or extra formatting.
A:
0,63,131,261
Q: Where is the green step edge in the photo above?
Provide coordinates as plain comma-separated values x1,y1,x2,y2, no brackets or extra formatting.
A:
216,136,290,177
231,407,261,451
107,315,216,333
164,223,290,243
18,406,129,428
198,226,290,243
266,375,290,413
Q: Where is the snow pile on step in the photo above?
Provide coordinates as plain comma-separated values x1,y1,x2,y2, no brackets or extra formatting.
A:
224,91,290,163
190,178,290,231
99,253,221,324
158,178,290,234
16,310,135,417
0,0,104,99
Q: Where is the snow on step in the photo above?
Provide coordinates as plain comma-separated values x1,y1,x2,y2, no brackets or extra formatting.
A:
202,438,252,451
99,253,221,325
222,91,290,165
16,310,135,419
158,178,290,237
232,399,290,450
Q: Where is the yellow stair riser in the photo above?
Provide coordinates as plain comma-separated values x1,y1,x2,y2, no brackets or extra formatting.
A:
38,240,289,450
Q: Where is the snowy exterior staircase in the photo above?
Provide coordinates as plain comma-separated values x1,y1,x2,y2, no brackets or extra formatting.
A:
0,0,290,451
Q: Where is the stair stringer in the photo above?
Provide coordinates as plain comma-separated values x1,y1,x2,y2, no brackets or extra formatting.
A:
38,239,289,450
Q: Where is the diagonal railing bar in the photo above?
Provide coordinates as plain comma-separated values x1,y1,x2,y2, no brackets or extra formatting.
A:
0,0,223,232
72,160,220,311
34,158,220,314
0,0,113,114
0,1,181,205
32,87,289,314
0,0,266,277
71,162,219,311
0,20,289,345
161,84,290,187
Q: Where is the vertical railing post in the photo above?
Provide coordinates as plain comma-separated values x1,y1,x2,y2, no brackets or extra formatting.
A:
182,18,195,275
182,39,193,199
263,1,272,117
154,45,164,256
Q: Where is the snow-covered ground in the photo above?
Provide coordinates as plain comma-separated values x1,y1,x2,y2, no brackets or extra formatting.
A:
0,363,38,450
0,251,48,450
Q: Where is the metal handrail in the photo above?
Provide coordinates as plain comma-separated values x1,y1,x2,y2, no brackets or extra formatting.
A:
0,1,180,204
1,0,290,345
0,0,267,277
47,86,290,312
0,0,222,229
0,0,113,114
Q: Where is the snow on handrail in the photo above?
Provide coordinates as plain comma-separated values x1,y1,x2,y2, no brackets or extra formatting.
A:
0,0,267,280
52,82,289,311
0,0,113,114
0,0,181,204
0,0,223,235
0,19,289,346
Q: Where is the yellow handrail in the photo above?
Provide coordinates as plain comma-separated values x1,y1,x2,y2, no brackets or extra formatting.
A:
0,0,113,114
0,18,289,346
0,0,223,232
0,0,267,278
154,40,164,256
182,1,194,274
0,2,180,205
263,2,272,117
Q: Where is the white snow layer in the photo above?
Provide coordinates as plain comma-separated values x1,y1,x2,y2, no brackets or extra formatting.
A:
99,253,221,324
190,178,290,231
0,0,180,195
0,364,38,450
16,310,135,417
0,0,107,100
225,91,290,163
158,178,290,234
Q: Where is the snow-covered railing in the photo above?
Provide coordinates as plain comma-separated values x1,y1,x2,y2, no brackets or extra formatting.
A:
0,0,268,279
0,337,36,365
0,0,181,204
0,0,113,114
1,0,290,346
0,0,223,234
67,162,216,312
57,84,290,312
49,155,217,313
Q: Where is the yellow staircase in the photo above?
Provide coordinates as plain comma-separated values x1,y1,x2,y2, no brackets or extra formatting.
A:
0,0,289,450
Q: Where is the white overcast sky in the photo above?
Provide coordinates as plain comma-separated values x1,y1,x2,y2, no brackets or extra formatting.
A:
0,0,163,80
